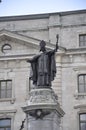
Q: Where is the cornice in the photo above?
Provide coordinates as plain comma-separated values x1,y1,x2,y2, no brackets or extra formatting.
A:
0,9,86,22
66,47,86,55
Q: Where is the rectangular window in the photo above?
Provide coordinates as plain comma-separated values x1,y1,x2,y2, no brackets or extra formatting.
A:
79,34,86,47
78,75,86,93
0,118,11,130
0,80,12,98
79,114,86,130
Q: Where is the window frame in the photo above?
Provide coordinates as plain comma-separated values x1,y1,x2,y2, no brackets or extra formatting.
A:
79,34,86,47
78,74,86,93
0,118,11,130
1,44,12,53
0,109,17,130
0,78,15,104
79,113,86,130
0,80,12,99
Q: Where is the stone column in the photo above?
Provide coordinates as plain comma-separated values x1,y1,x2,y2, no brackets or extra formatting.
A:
22,88,64,130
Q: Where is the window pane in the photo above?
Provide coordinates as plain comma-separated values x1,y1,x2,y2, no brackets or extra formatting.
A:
6,128,11,130
85,36,86,41
85,76,86,91
85,76,86,83
83,42,86,46
1,90,6,98
79,35,86,47
78,75,86,93
1,85,6,90
80,114,86,121
80,123,86,130
1,82,6,90
79,76,84,84
3,45,11,50
0,119,11,127
0,80,12,99
6,90,11,98
80,36,84,42
79,84,85,93
80,42,84,46
7,81,12,90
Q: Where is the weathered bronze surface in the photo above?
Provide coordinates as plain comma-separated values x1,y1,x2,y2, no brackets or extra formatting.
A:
27,40,58,88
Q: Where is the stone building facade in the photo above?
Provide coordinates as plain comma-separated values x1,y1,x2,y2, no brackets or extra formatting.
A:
0,9,86,130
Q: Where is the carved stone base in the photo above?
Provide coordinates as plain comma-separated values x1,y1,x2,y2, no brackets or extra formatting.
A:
22,88,64,130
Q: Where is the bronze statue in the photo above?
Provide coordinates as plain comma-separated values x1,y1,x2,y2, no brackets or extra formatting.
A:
27,38,58,88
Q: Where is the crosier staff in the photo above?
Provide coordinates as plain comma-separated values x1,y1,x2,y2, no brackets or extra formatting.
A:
56,34,66,51
55,34,59,52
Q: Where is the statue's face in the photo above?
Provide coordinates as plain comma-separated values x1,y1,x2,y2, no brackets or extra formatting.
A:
39,40,46,52
40,45,46,52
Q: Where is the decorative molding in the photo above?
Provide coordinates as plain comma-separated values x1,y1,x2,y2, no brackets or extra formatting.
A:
66,47,86,55
74,104,86,109
0,109,17,114
74,93,86,100
0,29,56,50
0,98,16,104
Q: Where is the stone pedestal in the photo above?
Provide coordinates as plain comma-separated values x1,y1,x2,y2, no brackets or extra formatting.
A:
22,88,64,130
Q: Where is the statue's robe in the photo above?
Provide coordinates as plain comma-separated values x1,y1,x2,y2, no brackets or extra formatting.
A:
29,50,56,87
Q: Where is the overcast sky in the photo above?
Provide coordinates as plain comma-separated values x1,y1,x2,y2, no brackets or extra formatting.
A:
0,0,86,16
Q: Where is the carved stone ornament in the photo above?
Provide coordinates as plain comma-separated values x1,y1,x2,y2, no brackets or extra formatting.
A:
22,89,64,119
28,88,58,105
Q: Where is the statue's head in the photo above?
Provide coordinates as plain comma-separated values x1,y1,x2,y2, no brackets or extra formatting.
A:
39,40,46,52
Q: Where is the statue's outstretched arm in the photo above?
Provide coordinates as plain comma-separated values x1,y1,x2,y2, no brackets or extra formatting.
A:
27,59,32,63
48,40,59,55
55,42,59,52
49,34,59,54
27,54,40,63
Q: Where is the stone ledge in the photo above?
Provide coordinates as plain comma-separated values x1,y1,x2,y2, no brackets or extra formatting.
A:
0,98,15,104
74,93,86,100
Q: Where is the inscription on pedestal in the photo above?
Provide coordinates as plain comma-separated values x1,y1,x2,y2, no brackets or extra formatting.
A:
28,89,58,105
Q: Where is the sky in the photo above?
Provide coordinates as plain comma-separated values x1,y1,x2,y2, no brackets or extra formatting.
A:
0,0,86,16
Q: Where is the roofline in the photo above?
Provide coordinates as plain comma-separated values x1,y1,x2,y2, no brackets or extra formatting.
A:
0,9,86,22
